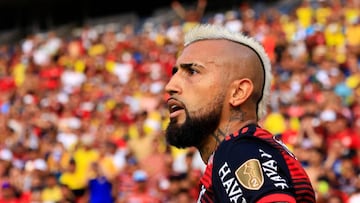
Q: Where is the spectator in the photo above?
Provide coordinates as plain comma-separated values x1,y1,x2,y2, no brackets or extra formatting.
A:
40,173,63,203
122,169,161,203
171,0,207,33
59,159,86,202
86,162,114,203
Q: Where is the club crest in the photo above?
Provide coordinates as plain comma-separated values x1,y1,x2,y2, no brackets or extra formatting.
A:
235,159,264,190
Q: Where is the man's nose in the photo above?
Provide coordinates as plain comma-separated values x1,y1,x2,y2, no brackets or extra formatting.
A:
165,75,181,96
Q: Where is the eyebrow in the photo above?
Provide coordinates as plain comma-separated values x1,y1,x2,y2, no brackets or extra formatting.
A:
179,63,205,70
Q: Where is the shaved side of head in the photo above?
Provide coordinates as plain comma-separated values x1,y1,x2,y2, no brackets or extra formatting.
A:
184,24,272,120
230,43,265,105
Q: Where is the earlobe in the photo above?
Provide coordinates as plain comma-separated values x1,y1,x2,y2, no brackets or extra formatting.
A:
230,79,253,106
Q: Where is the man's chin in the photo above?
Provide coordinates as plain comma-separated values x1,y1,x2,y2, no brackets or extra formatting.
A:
165,125,206,149
166,106,222,149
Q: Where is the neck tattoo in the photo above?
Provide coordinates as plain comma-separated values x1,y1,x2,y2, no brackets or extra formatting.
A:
229,109,245,122
211,129,227,147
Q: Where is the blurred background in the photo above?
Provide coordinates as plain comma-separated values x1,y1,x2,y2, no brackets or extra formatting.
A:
0,0,360,203
0,0,292,43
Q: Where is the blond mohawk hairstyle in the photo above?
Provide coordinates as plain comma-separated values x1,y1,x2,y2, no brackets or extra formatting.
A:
184,24,272,120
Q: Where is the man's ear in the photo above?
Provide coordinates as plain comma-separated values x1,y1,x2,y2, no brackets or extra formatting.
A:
229,78,253,106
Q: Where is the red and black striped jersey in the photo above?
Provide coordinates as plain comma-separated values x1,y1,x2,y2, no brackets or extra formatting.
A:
197,124,316,203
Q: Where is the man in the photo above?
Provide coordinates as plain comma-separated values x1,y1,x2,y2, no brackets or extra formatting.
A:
165,24,316,202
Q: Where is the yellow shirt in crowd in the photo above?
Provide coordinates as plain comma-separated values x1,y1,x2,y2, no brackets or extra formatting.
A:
296,6,313,28
41,186,63,202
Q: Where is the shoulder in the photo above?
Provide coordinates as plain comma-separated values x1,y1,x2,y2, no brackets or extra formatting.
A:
215,134,285,165
211,134,296,202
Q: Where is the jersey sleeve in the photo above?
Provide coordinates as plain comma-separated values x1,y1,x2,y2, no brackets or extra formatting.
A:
212,136,296,203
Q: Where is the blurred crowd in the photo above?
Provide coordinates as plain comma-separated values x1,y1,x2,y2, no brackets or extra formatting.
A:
0,0,360,202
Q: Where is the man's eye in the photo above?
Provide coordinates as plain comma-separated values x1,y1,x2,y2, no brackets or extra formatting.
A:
186,68,198,75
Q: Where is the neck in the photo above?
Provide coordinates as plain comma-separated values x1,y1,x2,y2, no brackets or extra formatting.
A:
198,119,258,164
